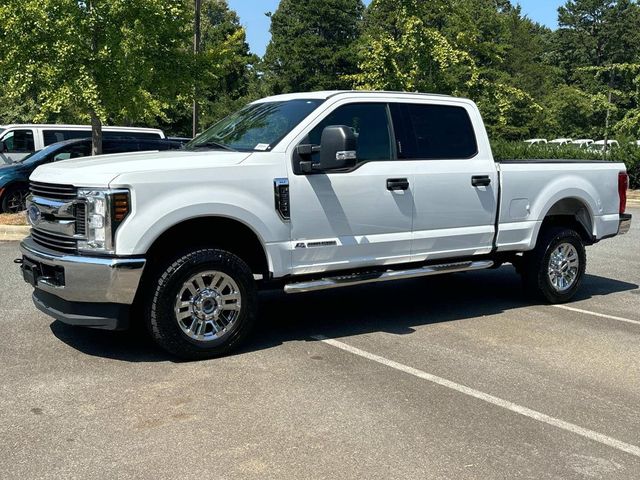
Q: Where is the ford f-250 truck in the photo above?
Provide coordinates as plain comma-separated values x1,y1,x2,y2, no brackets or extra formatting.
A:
17,91,632,359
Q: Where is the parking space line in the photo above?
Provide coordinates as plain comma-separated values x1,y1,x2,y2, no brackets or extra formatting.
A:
313,335,640,459
552,305,640,326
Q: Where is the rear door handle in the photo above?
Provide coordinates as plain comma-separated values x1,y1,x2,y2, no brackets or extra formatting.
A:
471,175,491,187
387,178,409,191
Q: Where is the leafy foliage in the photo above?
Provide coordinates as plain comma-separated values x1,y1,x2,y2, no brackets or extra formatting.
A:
0,0,192,126
1,0,640,146
263,0,365,94
492,139,640,188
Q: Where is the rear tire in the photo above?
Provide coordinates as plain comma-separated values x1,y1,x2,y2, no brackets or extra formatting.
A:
146,248,257,360
521,227,586,303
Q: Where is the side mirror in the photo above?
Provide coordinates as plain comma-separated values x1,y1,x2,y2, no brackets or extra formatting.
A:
0,140,7,153
318,125,357,171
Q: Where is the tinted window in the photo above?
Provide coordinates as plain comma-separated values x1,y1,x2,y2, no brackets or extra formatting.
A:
104,131,162,140
103,141,139,154
43,130,161,146
43,130,91,145
3,129,35,152
308,103,392,162
390,104,477,159
51,143,91,162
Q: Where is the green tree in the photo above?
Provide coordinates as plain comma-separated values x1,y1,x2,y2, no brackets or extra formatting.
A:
162,0,258,136
349,12,478,94
540,85,610,137
0,0,193,153
353,0,541,139
555,0,640,73
264,0,365,94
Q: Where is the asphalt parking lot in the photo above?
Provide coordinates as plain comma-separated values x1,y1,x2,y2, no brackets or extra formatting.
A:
1,208,639,480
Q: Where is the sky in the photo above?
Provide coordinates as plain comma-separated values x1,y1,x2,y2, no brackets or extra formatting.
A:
227,0,564,57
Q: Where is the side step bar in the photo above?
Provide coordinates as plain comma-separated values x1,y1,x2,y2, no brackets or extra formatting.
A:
284,260,494,294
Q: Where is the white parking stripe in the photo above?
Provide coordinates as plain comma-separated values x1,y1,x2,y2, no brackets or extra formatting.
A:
552,305,640,326
313,335,640,458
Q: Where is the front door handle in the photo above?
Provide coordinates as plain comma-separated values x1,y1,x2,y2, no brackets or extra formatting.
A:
471,175,491,187
387,178,409,191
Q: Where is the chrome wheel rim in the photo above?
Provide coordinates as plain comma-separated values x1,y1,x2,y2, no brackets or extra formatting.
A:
547,243,579,292
174,270,242,342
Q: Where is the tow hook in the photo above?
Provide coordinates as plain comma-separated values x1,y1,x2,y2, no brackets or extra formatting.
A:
14,258,23,265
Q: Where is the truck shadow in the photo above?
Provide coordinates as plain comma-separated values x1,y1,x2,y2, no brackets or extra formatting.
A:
49,266,639,362
242,268,639,354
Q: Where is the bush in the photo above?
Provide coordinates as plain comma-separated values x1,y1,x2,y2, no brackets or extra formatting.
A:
491,139,640,189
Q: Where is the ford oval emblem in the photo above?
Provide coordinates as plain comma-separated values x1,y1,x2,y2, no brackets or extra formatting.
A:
27,205,41,225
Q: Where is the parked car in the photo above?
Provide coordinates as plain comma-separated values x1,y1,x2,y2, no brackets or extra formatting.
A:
524,138,548,146
0,124,166,163
0,137,182,213
17,90,631,359
590,140,620,153
571,139,594,149
549,138,573,146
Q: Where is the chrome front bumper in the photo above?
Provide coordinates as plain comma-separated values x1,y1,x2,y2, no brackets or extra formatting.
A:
19,237,145,305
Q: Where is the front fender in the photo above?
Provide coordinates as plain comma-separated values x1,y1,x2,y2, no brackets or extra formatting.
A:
113,182,291,275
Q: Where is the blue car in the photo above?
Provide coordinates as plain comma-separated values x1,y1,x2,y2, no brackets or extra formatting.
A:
0,137,182,213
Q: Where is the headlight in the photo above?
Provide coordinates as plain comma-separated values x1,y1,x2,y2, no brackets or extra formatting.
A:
77,189,130,254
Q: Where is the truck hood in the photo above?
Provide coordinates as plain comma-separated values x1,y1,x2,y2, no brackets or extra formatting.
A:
29,150,252,187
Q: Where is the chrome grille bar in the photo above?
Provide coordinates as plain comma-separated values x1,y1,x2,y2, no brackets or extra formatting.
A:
31,229,78,253
30,181,77,200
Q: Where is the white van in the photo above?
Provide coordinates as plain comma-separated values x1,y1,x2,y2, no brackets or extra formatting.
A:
0,124,165,162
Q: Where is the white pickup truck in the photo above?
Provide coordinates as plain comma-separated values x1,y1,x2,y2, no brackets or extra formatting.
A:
18,91,632,359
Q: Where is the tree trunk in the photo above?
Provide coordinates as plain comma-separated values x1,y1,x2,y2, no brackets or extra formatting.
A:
90,110,103,156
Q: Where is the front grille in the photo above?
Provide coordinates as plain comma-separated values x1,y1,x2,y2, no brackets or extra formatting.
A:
31,229,78,254
74,203,87,236
30,181,77,200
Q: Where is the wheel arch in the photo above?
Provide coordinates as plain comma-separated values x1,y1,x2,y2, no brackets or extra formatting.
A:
143,215,271,278
537,196,595,246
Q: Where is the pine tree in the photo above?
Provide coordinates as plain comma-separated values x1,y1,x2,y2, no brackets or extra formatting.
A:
264,0,365,94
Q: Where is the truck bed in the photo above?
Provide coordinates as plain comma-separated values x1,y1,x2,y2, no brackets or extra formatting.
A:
496,160,625,252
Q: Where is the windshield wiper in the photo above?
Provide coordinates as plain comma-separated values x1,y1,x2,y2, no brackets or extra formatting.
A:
189,141,238,152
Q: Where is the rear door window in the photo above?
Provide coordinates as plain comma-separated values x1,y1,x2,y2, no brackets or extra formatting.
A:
390,103,477,159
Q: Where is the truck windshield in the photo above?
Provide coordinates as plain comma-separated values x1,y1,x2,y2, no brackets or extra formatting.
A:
186,99,324,152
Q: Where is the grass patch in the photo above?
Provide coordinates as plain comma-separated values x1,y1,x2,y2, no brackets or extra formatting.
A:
0,212,28,226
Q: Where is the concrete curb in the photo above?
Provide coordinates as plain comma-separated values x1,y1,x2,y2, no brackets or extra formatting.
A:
0,225,29,242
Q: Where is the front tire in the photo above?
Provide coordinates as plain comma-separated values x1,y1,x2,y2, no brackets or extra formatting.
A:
521,227,586,303
1,186,28,213
147,248,257,360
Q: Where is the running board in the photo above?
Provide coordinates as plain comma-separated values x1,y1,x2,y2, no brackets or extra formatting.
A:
284,260,494,294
